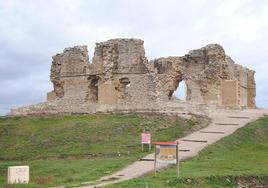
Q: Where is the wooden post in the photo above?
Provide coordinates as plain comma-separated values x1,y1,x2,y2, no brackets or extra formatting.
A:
176,143,179,179
154,144,156,176
149,133,151,151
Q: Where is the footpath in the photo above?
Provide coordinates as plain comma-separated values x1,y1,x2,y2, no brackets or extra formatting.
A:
79,109,268,188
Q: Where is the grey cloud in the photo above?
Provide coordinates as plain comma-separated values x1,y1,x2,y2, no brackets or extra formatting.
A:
0,0,267,115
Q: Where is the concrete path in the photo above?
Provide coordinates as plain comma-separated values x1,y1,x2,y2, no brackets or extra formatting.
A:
80,109,268,188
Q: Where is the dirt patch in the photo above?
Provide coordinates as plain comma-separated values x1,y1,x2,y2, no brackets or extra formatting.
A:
33,176,54,185
234,176,268,188
100,177,120,182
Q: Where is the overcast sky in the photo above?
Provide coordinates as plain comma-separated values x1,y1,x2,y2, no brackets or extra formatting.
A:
0,0,268,115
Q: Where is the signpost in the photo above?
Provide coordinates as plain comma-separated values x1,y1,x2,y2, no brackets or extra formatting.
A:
141,133,151,152
153,142,179,178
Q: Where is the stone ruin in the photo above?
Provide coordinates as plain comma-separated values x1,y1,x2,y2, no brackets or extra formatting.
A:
11,38,256,116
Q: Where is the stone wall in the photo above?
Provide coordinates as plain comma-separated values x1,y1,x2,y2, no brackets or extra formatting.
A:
10,38,256,116
150,44,256,108
220,80,238,106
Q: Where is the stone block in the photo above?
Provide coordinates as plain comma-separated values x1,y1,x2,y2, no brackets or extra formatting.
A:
8,166,29,184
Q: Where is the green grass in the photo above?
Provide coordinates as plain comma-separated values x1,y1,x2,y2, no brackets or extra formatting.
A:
107,176,268,188
107,116,268,188
0,115,207,187
0,158,132,188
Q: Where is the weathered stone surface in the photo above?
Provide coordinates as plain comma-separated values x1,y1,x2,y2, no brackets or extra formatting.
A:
10,38,256,116
150,43,256,108
50,45,89,100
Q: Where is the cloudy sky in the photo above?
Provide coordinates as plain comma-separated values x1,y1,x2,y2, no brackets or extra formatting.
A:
0,0,268,115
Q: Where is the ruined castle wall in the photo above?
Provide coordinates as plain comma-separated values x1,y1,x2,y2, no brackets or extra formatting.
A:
150,44,225,105
10,38,256,116
150,44,256,108
91,39,161,111
49,45,90,103
150,57,185,101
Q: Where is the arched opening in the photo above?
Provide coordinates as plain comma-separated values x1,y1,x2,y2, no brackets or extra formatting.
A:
173,80,187,102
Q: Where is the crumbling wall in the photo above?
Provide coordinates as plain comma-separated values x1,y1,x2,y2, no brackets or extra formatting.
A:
150,44,256,108
151,57,185,100
49,46,90,103
50,54,64,98
10,38,256,116
91,39,160,110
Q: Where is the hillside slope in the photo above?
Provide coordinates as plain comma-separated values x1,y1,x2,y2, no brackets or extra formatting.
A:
0,115,208,187
107,116,268,188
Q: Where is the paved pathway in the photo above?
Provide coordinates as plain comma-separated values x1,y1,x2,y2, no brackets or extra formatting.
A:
80,109,268,188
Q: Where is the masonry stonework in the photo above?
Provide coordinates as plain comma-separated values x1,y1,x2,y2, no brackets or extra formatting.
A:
10,38,256,116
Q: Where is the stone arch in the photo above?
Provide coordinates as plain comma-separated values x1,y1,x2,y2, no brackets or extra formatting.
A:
167,74,185,100
173,80,187,101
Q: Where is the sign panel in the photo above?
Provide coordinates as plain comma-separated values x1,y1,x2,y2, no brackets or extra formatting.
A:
8,166,29,184
141,133,151,144
155,144,177,164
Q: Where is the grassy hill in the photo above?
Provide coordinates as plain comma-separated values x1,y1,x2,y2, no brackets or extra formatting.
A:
0,115,208,187
107,116,268,188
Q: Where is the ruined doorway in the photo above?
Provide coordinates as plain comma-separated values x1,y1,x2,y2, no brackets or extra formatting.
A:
118,78,130,100
87,76,99,102
173,80,187,102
